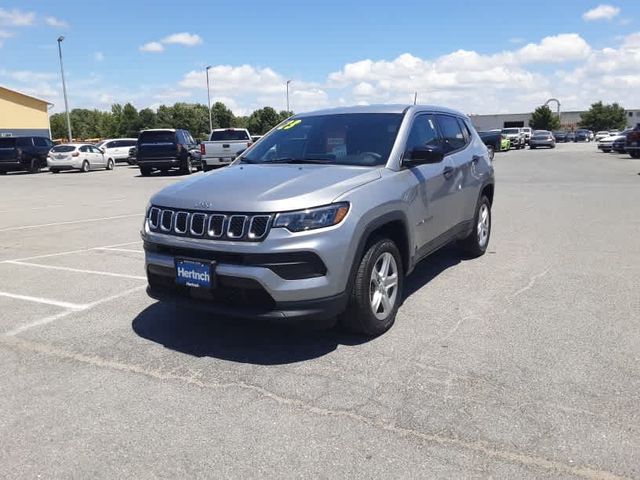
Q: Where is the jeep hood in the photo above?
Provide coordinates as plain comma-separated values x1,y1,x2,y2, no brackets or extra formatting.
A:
151,164,381,212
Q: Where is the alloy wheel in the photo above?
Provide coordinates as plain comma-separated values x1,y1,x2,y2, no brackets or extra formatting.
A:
369,252,399,321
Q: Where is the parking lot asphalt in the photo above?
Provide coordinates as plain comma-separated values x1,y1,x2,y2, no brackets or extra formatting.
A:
0,144,639,479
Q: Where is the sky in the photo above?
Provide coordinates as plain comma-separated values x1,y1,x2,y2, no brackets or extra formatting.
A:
0,0,639,116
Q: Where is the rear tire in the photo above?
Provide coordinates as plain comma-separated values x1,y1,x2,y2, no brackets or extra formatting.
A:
0,170,7,175
140,166,152,176
106,159,114,170
339,238,404,337
180,157,192,175
27,158,39,174
81,160,90,173
50,169,60,174
459,195,491,258
630,151,640,159
530,145,536,149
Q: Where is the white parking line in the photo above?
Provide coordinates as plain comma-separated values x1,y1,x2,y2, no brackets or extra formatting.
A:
4,261,146,280
1,241,142,263
4,285,147,336
0,213,142,233
0,291,87,310
94,247,144,254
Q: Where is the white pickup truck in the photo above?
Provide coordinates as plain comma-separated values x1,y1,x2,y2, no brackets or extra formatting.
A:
200,128,252,171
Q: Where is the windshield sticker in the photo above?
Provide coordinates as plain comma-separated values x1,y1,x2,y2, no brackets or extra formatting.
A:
277,119,302,130
327,137,346,158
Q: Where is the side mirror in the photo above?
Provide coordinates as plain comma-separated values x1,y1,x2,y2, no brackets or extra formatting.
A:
100,148,106,154
404,145,444,166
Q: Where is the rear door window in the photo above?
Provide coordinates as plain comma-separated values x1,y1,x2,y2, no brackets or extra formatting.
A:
33,137,50,147
16,138,32,148
436,115,467,152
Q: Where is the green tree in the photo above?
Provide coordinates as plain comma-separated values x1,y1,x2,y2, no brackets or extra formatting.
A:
138,108,158,130
49,113,68,140
246,107,281,135
211,102,235,129
119,103,140,137
529,105,560,131
579,101,627,131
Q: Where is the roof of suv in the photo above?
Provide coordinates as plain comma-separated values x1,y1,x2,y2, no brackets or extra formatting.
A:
294,104,467,118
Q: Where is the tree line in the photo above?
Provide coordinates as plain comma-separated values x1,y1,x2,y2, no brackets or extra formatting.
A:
49,102,294,141
529,101,628,131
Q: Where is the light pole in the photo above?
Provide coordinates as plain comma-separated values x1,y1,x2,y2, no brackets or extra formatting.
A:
205,65,213,133
57,36,72,142
286,80,291,113
545,98,561,127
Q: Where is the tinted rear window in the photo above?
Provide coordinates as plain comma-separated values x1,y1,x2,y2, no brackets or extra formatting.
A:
139,131,176,143
51,145,76,152
210,130,250,141
0,138,16,148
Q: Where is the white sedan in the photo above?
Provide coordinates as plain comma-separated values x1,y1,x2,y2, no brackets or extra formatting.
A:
47,143,114,173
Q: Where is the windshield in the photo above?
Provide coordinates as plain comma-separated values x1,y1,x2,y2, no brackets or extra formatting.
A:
502,128,519,134
51,145,76,152
210,130,250,141
241,113,403,166
139,131,175,144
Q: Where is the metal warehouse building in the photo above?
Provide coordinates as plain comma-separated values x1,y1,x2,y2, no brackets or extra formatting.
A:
469,109,640,131
0,86,53,138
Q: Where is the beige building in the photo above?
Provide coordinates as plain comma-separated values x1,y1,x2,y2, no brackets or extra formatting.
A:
0,85,53,138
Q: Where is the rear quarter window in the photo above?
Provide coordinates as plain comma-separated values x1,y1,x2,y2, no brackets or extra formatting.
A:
51,145,76,153
0,138,17,148
436,115,467,152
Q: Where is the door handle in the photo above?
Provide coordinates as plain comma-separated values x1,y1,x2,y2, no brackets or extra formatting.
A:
443,166,454,179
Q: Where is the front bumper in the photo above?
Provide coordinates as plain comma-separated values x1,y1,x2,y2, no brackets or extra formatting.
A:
142,218,354,320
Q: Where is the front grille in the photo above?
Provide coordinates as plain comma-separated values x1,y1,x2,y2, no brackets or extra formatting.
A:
147,207,272,242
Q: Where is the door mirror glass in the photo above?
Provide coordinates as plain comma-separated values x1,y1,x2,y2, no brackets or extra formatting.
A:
404,145,444,166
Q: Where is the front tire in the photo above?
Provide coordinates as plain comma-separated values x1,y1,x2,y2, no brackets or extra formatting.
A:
106,159,114,170
140,166,152,176
459,195,491,258
81,160,90,173
340,238,404,336
50,169,60,174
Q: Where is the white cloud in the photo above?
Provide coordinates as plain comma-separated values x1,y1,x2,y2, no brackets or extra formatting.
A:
45,16,68,28
94,52,105,61
140,32,202,52
514,33,592,63
582,4,620,21
0,8,35,26
161,32,202,46
140,41,164,53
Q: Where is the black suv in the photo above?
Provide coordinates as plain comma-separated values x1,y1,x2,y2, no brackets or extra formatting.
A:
0,136,54,174
135,129,202,176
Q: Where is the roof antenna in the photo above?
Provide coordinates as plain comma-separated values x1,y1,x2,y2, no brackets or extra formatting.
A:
413,92,418,105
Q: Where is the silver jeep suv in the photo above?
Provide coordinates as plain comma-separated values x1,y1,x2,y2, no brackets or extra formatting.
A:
142,105,495,336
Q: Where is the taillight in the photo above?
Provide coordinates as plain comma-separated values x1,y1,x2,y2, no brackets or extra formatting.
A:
247,142,253,148
72,151,79,157
177,144,183,152
200,144,205,155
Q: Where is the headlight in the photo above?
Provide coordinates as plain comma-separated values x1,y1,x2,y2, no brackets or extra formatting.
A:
273,203,350,232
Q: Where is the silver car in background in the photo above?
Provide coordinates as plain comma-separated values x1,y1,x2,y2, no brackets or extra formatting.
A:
142,105,495,336
529,130,556,149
